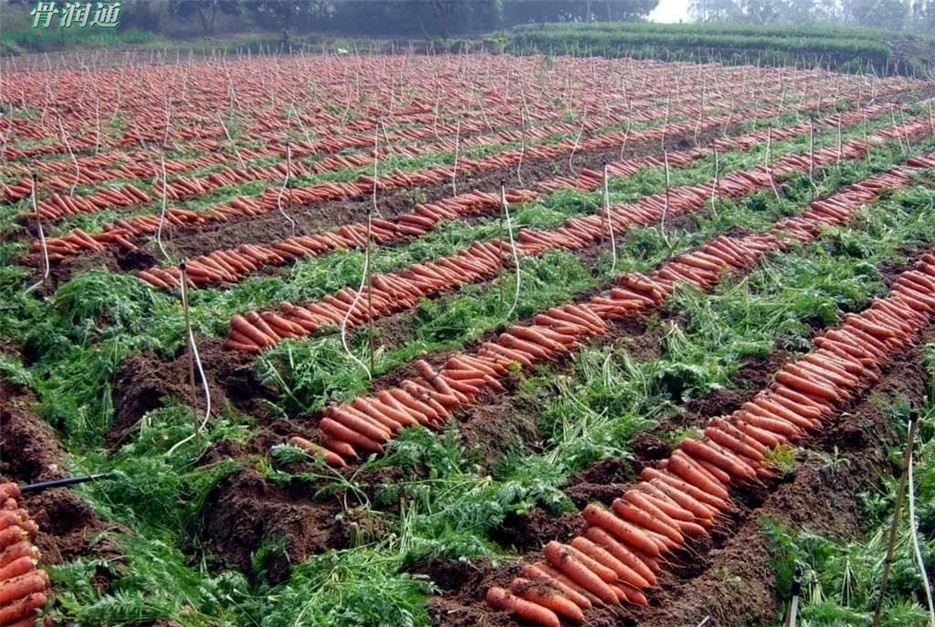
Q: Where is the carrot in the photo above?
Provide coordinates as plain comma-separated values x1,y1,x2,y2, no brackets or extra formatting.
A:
347,399,401,433
0,555,36,581
634,483,699,523
625,490,706,538
524,563,597,608
611,497,683,545
0,483,21,501
0,526,27,548
743,412,802,438
641,467,731,511
563,544,619,584
749,399,818,431
570,536,651,590
510,578,586,622
318,418,384,455
287,436,347,467
673,448,732,487
583,526,658,584
680,439,757,484
775,370,841,403
329,407,391,443
0,543,39,569
666,452,731,500
230,314,274,348
0,591,46,625
704,425,765,461
485,586,560,627
581,504,661,558
319,433,359,460
0,571,49,605
543,541,620,604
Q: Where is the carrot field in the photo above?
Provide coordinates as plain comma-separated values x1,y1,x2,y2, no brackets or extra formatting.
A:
4,49,935,627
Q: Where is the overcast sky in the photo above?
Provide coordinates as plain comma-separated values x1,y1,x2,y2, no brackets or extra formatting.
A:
648,0,692,23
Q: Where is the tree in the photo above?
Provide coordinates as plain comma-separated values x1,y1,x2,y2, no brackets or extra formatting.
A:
844,0,909,29
169,0,241,35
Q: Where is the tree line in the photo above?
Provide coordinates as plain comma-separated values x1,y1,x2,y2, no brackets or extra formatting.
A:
691,0,935,33
96,0,660,39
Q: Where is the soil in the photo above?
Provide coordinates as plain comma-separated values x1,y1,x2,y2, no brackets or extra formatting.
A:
200,467,358,585
0,381,120,566
107,340,276,446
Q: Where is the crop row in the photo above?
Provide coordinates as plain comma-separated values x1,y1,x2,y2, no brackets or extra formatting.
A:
482,247,935,625
221,113,930,353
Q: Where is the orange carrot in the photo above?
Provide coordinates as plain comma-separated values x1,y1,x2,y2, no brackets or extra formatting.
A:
0,570,49,605
510,578,586,622
570,536,651,590
581,504,662,558
318,418,384,455
485,586,560,627
583,526,659,584
641,467,731,510
329,407,391,443
0,543,39,569
680,439,757,484
666,453,731,499
530,562,603,607
611,497,683,545
0,591,46,625
0,555,35,581
521,564,593,610
543,541,620,604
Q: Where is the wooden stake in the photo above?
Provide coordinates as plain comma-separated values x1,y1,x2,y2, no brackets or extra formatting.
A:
179,261,201,455
872,412,920,627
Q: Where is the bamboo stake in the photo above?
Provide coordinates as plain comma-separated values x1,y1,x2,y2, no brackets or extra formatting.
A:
24,174,49,295
179,261,201,455
872,412,920,627
603,163,617,274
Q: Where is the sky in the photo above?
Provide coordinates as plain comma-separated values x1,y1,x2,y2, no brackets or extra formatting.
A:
648,0,692,23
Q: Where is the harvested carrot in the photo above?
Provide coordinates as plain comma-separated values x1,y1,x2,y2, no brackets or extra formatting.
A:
0,591,46,625
581,504,661,558
543,541,620,604
510,577,585,622
583,526,659,584
611,497,683,545
485,586,560,627
318,418,384,455
521,564,593,610
0,543,39,569
0,570,49,605
681,439,757,484
570,536,650,590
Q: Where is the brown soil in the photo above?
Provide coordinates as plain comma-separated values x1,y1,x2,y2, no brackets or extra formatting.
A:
0,381,120,566
107,340,275,446
200,466,371,585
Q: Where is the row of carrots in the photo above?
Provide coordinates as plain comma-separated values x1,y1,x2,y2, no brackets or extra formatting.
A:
0,482,47,627
141,99,872,293
4,72,726,206
219,112,925,352
485,249,935,626
284,147,935,478
30,79,878,264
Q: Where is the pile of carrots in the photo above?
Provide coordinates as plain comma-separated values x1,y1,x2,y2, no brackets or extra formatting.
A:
281,150,935,472
484,248,935,626
0,482,47,627
222,114,927,352
27,184,151,221
30,81,896,268
168,101,898,295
